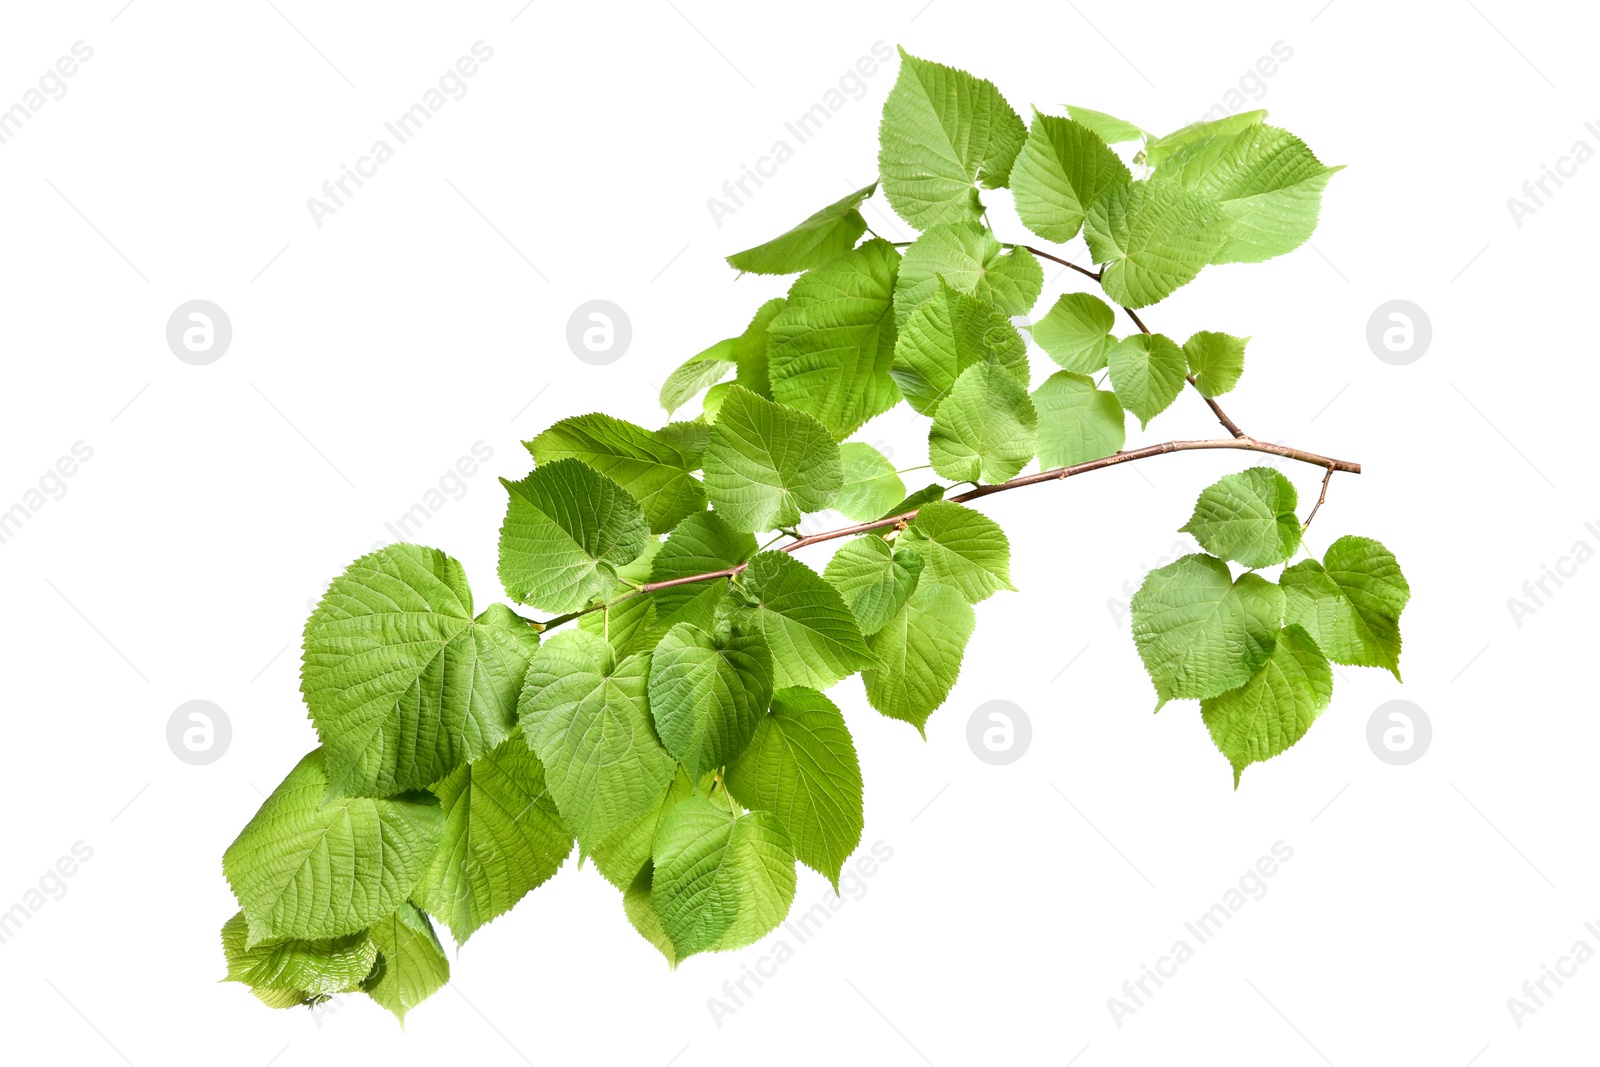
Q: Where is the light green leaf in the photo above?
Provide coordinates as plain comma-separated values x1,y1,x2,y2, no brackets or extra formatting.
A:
890,280,1029,416
1032,371,1126,468
863,581,976,734
590,767,698,891
648,622,774,778
302,545,535,797
1012,110,1132,243
362,902,450,1025
221,912,376,996
652,795,796,959
702,386,843,532
1181,467,1301,568
882,482,946,519
661,358,734,417
1144,109,1267,170
823,534,924,636
898,499,1014,602
1165,125,1340,263
529,414,706,534
223,749,444,946
1130,553,1284,706
650,511,756,632
1028,292,1117,374
735,552,876,690
1084,180,1229,307
519,630,677,852
1107,333,1187,429
578,590,664,660
727,183,876,275
1202,624,1333,788
622,862,679,967
413,728,573,946
661,300,786,413
928,360,1038,484
767,238,902,438
726,687,864,888
836,442,906,521
877,47,1026,229
894,222,1042,326
1066,105,1148,145
1281,536,1409,680
1183,331,1248,396
498,458,650,613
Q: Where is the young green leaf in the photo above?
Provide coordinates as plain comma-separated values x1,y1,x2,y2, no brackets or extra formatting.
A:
1028,292,1117,374
221,912,377,996
1143,109,1267,170
702,386,843,532
894,222,1043,326
1181,467,1301,568
652,796,797,959
498,458,650,613
1201,624,1333,788
1032,370,1126,468
891,280,1029,416
836,442,906,521
1107,333,1188,428
362,903,450,1025
898,499,1015,602
823,535,924,636
302,544,535,797
223,749,444,946
863,581,976,734
727,183,876,275
767,238,902,438
519,630,677,853
1281,536,1409,679
725,686,864,889
928,360,1039,484
1011,110,1132,243
660,299,786,413
529,414,707,534
1130,553,1284,707
878,47,1026,228
735,551,877,689
1066,105,1148,145
648,621,774,778
413,728,574,946
1183,331,1248,396
1084,180,1230,307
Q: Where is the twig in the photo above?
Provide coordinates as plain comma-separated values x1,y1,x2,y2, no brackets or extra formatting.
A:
1011,243,1102,281
1302,465,1337,528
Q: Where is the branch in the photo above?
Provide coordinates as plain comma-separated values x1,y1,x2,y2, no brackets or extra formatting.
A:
1302,464,1337,528
1010,243,1102,281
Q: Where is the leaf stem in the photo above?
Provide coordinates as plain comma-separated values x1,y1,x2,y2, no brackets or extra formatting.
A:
1302,464,1337,529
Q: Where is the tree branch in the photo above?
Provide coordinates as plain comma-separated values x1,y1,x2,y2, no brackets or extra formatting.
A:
1302,464,1337,528
1009,243,1102,281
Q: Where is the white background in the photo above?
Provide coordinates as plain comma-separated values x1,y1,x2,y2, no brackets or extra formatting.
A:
0,1,1593,1063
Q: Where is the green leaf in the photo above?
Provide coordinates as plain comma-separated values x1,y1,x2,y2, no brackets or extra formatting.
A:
727,183,876,275
890,280,1030,417
1183,331,1248,397
898,499,1014,603
877,47,1026,229
1165,125,1340,263
650,511,756,631
529,414,706,534
767,238,902,439
894,222,1042,326
1181,467,1302,568
413,728,574,945
223,749,444,946
725,687,864,888
590,767,698,891
362,902,450,1025
622,862,679,967
1066,105,1148,145
882,482,946,519
1084,180,1229,307
1144,109,1267,170
928,360,1038,484
519,630,677,852
734,552,877,690
836,442,906,521
702,386,843,532
578,589,664,660
1028,292,1117,374
1032,371,1126,468
1281,536,1409,679
1202,625,1333,788
1130,554,1284,707
863,581,976,734
221,912,377,996
1107,333,1187,429
660,358,734,417
302,545,535,797
661,300,786,413
648,622,774,778
1011,110,1132,243
823,534,924,636
498,458,650,613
